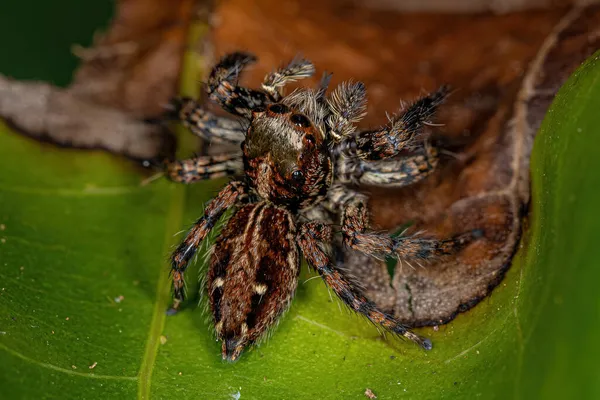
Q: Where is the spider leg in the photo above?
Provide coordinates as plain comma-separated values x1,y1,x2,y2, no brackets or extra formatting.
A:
297,221,431,349
338,142,439,187
169,181,247,313
207,51,270,118
262,56,316,101
326,81,367,142
353,86,450,160
167,97,246,144
166,153,243,184
337,188,480,260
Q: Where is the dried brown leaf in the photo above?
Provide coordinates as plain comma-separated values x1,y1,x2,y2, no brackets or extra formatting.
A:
210,0,600,325
0,74,172,160
70,0,198,118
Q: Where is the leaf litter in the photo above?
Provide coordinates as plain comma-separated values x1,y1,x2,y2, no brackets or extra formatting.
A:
210,0,600,326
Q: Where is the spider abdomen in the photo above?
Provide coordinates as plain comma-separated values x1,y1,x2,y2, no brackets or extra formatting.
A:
208,202,300,361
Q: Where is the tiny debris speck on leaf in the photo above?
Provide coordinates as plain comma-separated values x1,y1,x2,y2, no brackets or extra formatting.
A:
160,335,167,345
65,317,70,321
114,295,124,303
71,365,77,369
365,388,377,399
0,224,6,230
89,362,97,369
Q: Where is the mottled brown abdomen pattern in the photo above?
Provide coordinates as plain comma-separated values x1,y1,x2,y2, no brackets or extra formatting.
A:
208,202,299,361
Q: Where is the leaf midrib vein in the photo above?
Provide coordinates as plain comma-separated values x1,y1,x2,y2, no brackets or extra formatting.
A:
137,186,186,399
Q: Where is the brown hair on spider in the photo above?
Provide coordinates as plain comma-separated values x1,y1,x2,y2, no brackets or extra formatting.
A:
164,51,480,361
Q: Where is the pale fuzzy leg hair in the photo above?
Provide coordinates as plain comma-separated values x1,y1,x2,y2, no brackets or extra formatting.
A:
326,81,367,142
262,56,316,99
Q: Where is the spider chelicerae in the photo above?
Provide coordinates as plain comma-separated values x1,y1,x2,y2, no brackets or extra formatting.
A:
165,52,479,361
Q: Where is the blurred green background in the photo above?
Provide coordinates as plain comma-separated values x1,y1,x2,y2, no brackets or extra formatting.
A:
0,0,113,86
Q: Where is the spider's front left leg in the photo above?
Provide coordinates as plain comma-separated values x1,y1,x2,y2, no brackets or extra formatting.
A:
166,153,243,184
261,57,316,101
297,221,432,349
330,185,480,262
353,86,450,160
169,181,247,313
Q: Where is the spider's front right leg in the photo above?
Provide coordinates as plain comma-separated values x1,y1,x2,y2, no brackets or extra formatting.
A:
169,181,247,313
353,86,450,160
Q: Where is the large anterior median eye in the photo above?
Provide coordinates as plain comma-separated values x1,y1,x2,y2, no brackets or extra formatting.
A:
290,113,311,127
268,103,289,114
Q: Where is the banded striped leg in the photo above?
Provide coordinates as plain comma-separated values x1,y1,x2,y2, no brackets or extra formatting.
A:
353,86,450,160
166,153,243,184
297,221,432,349
338,190,480,261
207,52,269,118
169,181,247,313
261,57,316,101
338,142,439,187
168,97,246,144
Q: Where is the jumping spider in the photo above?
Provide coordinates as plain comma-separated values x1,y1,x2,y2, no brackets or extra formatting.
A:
165,52,478,361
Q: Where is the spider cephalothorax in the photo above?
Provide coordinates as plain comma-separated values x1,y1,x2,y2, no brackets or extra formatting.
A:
166,52,480,361
243,98,332,209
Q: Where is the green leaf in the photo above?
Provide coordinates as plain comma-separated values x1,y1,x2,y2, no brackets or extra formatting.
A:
1,6,599,396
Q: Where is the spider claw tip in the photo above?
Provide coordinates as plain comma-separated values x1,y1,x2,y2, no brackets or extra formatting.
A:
422,338,433,351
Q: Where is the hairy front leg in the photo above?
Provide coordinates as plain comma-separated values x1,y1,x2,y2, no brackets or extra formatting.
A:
297,221,432,349
354,86,450,160
169,181,247,313
166,153,243,184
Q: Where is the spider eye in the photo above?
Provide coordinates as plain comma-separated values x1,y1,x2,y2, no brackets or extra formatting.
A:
291,113,311,127
304,134,316,145
291,170,304,185
268,103,289,114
